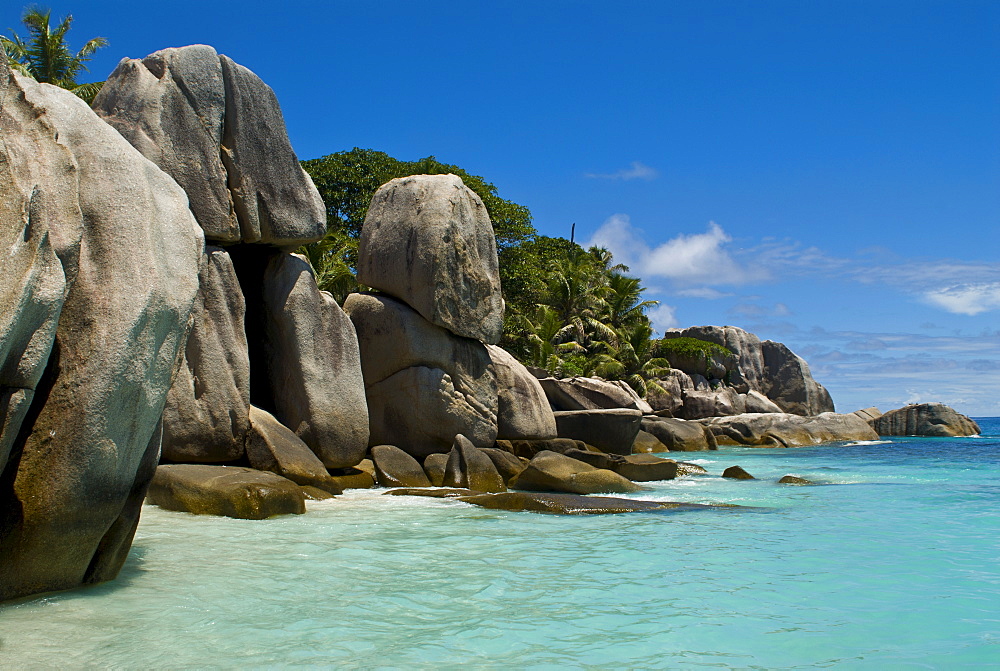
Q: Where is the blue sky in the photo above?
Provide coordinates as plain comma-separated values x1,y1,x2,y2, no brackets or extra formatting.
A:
8,1,998,415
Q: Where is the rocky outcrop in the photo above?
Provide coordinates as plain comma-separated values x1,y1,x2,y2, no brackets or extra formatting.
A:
509,450,643,495
661,326,835,416
94,45,325,248
259,253,369,468
700,412,878,448
147,465,306,519
778,475,813,485
631,430,669,454
852,407,883,423
0,71,203,601
540,376,653,414
458,492,729,515
553,408,642,455
245,406,342,494
357,174,503,344
641,417,717,451
442,435,506,493
722,465,755,480
370,444,432,488
422,453,449,487
161,246,250,463
872,403,980,437
344,292,498,457
486,345,557,440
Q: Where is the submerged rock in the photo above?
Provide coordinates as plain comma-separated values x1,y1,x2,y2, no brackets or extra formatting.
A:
147,464,305,519
871,403,980,437
357,174,503,343
778,475,813,485
722,465,755,480
385,488,480,498
327,467,375,491
457,492,728,515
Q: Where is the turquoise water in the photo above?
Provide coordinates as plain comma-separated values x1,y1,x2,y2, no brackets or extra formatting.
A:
2,420,999,669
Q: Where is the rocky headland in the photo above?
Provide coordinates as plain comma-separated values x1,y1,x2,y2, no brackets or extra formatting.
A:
0,44,981,602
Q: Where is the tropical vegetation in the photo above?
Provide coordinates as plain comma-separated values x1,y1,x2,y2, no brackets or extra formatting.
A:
300,148,688,396
1,6,108,103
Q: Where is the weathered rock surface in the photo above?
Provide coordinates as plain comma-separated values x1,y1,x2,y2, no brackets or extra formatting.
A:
422,453,449,487
744,390,784,414
487,345,557,440
386,488,480,499
442,435,506,493
245,406,342,494
553,408,642,455
631,430,669,454
509,450,643,495
539,376,653,414
852,406,883,423
872,403,980,437
147,465,305,519
676,386,746,420
161,247,250,462
93,45,237,241
778,475,813,485
357,174,503,343
505,437,592,460
344,292,498,457
722,465,755,480
371,444,432,488
760,340,834,416
641,417,718,452
458,492,725,515
259,254,368,469
676,462,709,476
700,412,878,448
327,467,375,491
479,447,527,484
613,454,679,482
0,73,202,602
300,486,336,500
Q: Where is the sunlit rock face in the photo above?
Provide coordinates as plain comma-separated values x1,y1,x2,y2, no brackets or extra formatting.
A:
0,64,203,602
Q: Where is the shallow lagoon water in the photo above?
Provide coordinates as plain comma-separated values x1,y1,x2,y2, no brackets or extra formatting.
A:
2,420,999,668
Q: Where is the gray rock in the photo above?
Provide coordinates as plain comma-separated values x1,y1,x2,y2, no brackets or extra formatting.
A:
760,340,835,416
872,403,980,437
218,55,325,247
260,254,369,469
664,326,766,393
722,465,755,480
700,412,878,448
509,450,643,495
486,345,557,440
612,454,679,482
744,390,784,414
371,444,432,488
245,406,342,494
422,453,450,487
645,369,690,415
539,376,653,413
344,292,498,458
641,417,717,452
0,75,202,601
93,45,238,242
479,447,527,484
506,437,593,460
553,408,642,455
852,406,883,423
676,461,709,476
678,386,747,419
147,464,305,519
328,467,375,491
162,247,251,462
631,429,669,454
356,174,503,343
442,435,506,493
778,475,813,485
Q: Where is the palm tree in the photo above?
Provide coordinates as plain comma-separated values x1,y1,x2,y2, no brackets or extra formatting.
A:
1,7,108,103
602,273,659,329
299,232,361,305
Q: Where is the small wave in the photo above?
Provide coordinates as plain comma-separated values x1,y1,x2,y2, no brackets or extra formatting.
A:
844,440,893,446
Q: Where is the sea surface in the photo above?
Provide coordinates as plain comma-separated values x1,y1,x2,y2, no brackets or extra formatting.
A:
2,419,999,669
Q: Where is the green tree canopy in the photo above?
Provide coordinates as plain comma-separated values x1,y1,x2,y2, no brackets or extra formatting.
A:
1,6,108,103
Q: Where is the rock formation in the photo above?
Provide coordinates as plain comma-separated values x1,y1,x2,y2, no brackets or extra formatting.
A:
871,403,980,437
699,412,878,448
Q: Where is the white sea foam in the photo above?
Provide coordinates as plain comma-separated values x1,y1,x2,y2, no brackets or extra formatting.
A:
844,440,893,446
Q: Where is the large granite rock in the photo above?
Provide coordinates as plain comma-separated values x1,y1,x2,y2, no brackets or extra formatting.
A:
641,417,718,451
699,412,878,448
539,376,653,414
852,406,883,423
486,345,557,440
344,292,498,458
371,444,432,488
760,340,834,416
872,403,980,437
356,174,503,343
94,45,325,248
93,45,237,242
147,464,305,519
509,450,643,495
442,435,506,493
744,390,784,414
161,247,250,462
0,74,202,601
245,406,342,494
553,408,642,455
254,253,369,468
676,386,746,420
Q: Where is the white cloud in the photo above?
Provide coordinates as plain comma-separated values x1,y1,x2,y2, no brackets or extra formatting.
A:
587,215,765,286
923,283,1000,316
584,161,659,181
674,287,734,299
647,303,678,334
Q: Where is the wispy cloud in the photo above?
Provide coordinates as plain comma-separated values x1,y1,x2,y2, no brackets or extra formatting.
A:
728,302,792,319
584,161,659,181
923,283,1000,315
587,215,765,286
646,303,679,334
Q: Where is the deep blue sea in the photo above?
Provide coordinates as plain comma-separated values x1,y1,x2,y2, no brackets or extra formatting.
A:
2,419,998,669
